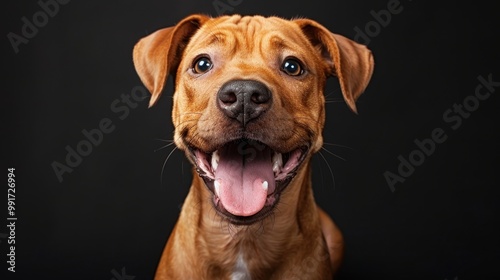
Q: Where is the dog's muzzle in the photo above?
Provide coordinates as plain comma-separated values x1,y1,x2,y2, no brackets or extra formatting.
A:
183,80,310,224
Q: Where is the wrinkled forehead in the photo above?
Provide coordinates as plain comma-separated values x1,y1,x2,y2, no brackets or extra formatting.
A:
184,15,312,55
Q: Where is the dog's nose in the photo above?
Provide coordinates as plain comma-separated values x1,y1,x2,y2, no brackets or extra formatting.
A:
217,80,272,126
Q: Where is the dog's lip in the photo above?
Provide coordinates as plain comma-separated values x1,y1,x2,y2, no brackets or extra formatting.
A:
188,140,309,183
188,139,309,225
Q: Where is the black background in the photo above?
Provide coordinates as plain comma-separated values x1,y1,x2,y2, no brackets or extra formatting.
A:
2,0,499,279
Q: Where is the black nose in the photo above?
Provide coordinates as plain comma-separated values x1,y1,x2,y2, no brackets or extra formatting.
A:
217,79,272,126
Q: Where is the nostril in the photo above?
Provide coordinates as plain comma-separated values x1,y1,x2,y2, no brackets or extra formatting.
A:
251,90,271,104
219,91,237,104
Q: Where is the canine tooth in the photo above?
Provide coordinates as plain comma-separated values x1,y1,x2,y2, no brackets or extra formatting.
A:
272,152,283,173
211,150,219,171
214,180,221,196
262,181,268,191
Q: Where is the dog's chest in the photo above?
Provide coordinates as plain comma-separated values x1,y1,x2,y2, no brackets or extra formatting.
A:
231,253,251,280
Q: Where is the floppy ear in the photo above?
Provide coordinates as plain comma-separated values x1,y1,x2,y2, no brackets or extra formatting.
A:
133,14,210,107
294,19,374,113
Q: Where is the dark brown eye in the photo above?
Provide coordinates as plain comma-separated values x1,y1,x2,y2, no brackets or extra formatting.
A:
192,56,213,74
281,58,304,76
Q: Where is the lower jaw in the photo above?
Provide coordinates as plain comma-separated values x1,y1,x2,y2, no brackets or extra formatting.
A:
202,176,293,226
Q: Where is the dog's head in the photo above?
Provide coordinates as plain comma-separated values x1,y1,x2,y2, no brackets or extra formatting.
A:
133,14,373,224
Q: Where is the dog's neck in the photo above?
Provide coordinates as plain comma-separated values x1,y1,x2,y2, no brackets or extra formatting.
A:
181,162,319,278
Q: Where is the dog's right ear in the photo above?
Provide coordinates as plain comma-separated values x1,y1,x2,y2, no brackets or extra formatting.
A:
133,14,210,107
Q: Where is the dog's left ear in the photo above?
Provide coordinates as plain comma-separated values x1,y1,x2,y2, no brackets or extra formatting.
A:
133,14,210,107
294,19,374,113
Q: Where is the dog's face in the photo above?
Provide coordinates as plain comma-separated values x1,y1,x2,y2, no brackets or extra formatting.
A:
133,14,373,225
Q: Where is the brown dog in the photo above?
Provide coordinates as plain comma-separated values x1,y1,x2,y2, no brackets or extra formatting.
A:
133,14,373,279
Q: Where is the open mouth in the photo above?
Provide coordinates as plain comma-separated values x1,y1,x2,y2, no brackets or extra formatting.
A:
189,139,309,225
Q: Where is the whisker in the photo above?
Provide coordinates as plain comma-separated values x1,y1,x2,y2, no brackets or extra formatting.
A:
155,138,174,143
324,88,344,104
320,147,346,161
154,140,176,152
324,88,341,98
172,121,198,144
315,155,327,192
325,99,346,104
161,146,179,185
322,142,355,151
317,151,336,190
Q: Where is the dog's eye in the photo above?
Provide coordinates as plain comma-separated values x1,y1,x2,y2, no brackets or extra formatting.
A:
192,56,213,74
281,58,304,76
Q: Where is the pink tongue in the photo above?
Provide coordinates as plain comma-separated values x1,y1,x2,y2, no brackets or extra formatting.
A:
215,142,275,217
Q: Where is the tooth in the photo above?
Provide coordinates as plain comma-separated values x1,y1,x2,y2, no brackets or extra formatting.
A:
214,180,221,196
262,181,268,191
211,150,219,171
272,152,283,173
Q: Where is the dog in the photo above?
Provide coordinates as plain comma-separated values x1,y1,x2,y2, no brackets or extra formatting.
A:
133,14,373,279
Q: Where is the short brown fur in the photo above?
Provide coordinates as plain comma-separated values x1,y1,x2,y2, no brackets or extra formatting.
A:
133,14,373,279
